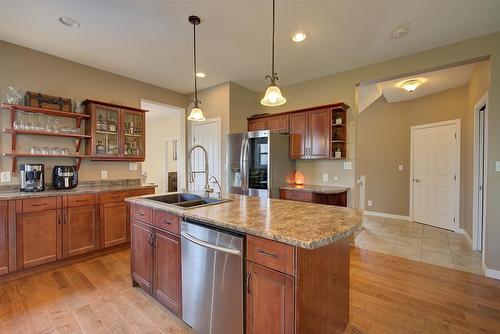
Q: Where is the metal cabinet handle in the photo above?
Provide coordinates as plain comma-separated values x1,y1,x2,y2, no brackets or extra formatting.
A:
111,195,121,199
138,211,145,216
32,203,48,207
161,218,172,225
148,233,155,247
76,199,88,203
246,272,252,294
257,249,279,259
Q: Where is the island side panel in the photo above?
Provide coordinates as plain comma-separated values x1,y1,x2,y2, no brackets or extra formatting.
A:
295,237,350,334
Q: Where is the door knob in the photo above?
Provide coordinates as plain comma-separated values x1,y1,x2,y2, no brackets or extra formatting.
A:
414,179,421,183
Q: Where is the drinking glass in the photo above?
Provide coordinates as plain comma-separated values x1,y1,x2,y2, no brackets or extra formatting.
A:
41,147,51,155
13,111,25,129
61,148,70,155
30,146,41,155
53,119,61,133
27,113,35,130
45,117,54,132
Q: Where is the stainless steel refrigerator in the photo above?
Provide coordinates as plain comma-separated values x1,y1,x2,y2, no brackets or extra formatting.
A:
227,130,295,198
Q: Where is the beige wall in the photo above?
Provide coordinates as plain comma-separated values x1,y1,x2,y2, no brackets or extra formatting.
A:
0,41,187,184
358,85,468,223
229,82,260,133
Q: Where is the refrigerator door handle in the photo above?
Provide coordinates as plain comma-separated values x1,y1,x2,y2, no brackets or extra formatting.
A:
239,138,246,191
242,138,250,192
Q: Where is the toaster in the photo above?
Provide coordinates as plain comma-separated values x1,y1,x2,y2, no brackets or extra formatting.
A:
52,166,78,190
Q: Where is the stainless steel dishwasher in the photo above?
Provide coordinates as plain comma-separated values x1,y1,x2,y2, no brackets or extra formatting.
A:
181,220,244,334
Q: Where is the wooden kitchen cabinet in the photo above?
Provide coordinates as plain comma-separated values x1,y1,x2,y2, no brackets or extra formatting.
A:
0,201,8,275
248,117,268,132
248,114,289,133
154,229,181,315
64,203,98,258
131,218,153,293
289,111,309,159
289,108,330,160
100,201,128,248
246,261,294,334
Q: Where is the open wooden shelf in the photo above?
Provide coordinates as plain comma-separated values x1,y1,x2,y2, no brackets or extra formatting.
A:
3,152,90,172
1,103,91,119
331,107,347,160
3,128,91,139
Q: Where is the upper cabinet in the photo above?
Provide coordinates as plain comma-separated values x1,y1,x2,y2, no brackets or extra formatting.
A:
247,103,349,160
84,100,147,161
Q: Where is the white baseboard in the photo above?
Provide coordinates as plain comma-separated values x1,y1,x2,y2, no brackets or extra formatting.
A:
364,211,412,221
482,263,500,280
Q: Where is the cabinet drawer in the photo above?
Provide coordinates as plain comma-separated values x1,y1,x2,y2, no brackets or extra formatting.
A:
67,194,95,208
154,210,180,235
131,204,152,224
22,197,57,213
100,191,127,204
279,189,313,203
247,235,294,276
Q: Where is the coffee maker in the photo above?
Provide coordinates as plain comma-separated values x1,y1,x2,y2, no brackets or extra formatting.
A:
20,164,45,192
52,166,78,189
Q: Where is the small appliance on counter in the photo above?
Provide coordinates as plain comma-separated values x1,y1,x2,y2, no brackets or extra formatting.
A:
52,166,78,190
20,163,45,192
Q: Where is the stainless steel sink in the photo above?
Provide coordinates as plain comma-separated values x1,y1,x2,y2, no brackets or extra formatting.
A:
146,193,231,209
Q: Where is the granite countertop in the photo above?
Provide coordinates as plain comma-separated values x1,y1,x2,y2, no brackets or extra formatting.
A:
126,193,362,250
0,183,156,200
280,184,350,194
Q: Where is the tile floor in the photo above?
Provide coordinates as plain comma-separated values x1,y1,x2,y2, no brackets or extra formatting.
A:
355,215,484,275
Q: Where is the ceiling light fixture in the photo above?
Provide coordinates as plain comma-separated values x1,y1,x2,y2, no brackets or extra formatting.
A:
261,0,286,107
58,16,80,28
187,15,206,122
292,32,307,42
400,79,422,92
392,27,408,39
196,72,206,78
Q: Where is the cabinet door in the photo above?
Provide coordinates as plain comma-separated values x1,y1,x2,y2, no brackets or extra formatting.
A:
0,202,8,275
131,219,153,293
267,114,289,133
246,262,294,334
289,111,308,159
308,108,330,159
64,205,98,258
154,229,181,315
91,104,121,158
100,201,128,248
19,209,61,269
248,118,268,132
122,110,145,160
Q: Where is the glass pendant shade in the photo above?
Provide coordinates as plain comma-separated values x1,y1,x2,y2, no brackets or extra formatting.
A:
187,106,206,121
261,84,286,106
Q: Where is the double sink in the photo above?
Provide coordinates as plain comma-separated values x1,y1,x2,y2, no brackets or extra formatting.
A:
146,192,231,209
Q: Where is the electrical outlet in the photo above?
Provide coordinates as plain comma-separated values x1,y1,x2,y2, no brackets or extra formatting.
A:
101,170,108,179
129,163,138,171
333,176,339,181
367,200,373,207
496,161,500,172
343,161,352,170
0,172,11,183
398,164,404,171
322,173,329,182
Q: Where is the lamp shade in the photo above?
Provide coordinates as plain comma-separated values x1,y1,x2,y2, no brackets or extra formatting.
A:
261,84,286,106
187,107,206,121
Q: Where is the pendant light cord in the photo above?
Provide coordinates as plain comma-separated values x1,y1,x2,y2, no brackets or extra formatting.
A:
265,0,278,84
193,21,199,106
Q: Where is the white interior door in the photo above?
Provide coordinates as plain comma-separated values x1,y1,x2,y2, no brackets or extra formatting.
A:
412,121,460,231
189,119,221,193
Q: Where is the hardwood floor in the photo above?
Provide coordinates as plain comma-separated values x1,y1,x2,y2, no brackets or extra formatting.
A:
1,247,499,334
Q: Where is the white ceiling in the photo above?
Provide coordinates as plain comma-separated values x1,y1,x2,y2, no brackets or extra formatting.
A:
376,62,478,103
1,1,499,94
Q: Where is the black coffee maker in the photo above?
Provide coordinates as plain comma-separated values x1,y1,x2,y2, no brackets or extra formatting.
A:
20,164,45,192
52,166,78,189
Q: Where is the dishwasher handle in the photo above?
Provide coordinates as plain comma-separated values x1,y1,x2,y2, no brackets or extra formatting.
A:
181,231,242,256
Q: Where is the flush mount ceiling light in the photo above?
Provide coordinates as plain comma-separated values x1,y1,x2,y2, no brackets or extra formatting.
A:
291,32,307,42
261,0,286,107
58,16,80,28
187,15,206,122
196,72,206,78
400,79,423,92
392,27,408,39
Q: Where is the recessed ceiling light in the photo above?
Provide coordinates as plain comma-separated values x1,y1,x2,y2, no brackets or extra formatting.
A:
58,16,80,28
292,32,307,42
392,27,408,39
196,72,206,78
400,79,423,92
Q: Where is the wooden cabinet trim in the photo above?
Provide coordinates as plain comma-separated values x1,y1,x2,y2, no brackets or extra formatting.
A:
0,202,8,275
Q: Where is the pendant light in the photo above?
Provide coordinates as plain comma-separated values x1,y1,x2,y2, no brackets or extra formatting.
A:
261,0,286,107
187,15,206,121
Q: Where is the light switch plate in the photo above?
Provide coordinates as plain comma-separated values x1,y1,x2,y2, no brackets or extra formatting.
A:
129,163,138,171
101,170,108,179
333,176,339,181
343,161,352,170
496,161,500,172
398,164,404,171
367,200,373,207
0,172,11,183
322,173,329,182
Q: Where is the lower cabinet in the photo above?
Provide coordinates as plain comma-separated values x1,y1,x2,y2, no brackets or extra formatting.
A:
246,261,294,334
280,189,348,207
64,204,99,258
0,201,9,275
101,201,128,248
131,219,153,292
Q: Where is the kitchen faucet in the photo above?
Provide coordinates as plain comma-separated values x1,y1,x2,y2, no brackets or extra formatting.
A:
187,144,214,197
209,176,222,199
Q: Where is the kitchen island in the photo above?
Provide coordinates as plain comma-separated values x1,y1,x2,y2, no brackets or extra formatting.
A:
126,193,363,334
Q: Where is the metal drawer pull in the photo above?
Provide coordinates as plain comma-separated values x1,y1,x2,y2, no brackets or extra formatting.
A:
246,272,252,294
257,249,279,258
111,195,121,199
138,211,145,216
32,203,48,207
161,218,172,224
181,231,242,255
76,199,88,203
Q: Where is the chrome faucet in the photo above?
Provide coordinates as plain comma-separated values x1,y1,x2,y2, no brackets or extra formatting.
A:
188,144,214,197
209,176,222,199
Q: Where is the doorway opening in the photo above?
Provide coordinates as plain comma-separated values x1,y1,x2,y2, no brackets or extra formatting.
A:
141,99,186,193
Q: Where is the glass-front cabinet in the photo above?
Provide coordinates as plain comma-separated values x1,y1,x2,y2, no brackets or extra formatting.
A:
84,100,146,161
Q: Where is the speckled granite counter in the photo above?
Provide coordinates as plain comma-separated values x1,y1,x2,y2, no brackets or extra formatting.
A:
126,193,362,249
280,184,349,194
0,179,156,200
